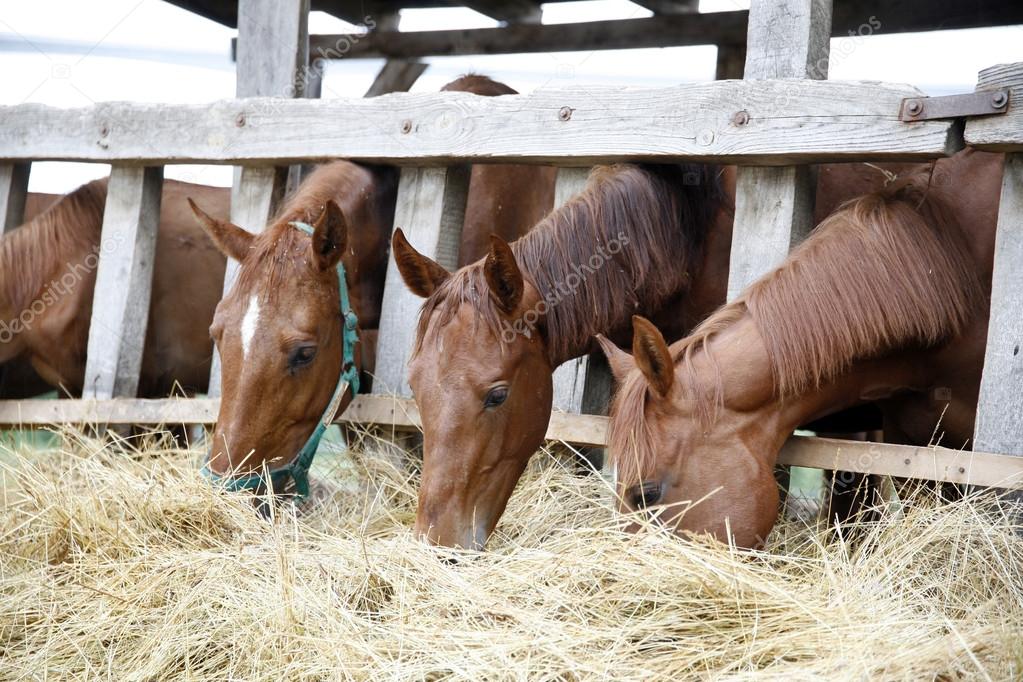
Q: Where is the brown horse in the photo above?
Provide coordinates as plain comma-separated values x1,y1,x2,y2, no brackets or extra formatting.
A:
191,74,553,489
1,191,62,398
392,153,990,550
600,149,1001,548
394,164,733,549
0,178,230,397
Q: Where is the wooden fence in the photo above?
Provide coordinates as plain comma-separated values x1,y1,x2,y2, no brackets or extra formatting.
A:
1,0,1021,492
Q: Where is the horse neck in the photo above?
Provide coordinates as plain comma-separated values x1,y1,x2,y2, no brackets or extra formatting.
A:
515,164,723,367
682,313,925,461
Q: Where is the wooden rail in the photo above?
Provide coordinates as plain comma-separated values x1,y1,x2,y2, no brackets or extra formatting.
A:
1,396,1021,491
0,79,961,166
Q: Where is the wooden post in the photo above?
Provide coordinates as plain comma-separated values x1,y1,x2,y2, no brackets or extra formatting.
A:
373,166,470,397
82,165,163,399
726,0,832,500
209,0,308,397
0,163,30,234
726,0,832,300
974,153,1023,458
970,63,1023,468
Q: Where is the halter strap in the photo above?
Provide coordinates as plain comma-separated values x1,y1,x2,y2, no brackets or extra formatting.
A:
201,220,360,498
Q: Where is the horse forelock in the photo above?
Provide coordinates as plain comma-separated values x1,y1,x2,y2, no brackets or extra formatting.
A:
609,173,985,481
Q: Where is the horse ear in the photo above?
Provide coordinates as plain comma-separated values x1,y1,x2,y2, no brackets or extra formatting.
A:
595,334,634,384
187,198,253,262
311,200,348,271
484,235,523,314
631,316,674,397
392,228,450,298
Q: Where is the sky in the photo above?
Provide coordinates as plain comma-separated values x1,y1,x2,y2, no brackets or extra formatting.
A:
1,0,1020,192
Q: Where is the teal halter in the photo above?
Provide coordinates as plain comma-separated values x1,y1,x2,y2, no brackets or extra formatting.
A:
201,220,360,499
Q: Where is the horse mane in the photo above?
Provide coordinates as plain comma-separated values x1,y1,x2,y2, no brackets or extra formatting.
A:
237,160,394,298
413,163,725,364
0,178,107,317
609,173,986,479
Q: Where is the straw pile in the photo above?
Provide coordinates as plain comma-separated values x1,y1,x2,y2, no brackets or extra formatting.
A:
2,431,1022,681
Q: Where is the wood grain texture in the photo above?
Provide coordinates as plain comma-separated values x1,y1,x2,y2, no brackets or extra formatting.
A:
965,62,1023,151
4,395,1021,490
236,0,309,98
973,153,1023,456
0,162,30,234
207,165,288,397
0,80,960,166
82,165,164,400
726,0,831,300
373,166,470,397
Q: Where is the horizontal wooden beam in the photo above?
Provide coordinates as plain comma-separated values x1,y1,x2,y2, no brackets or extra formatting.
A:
305,2,1023,60
0,80,960,166
310,12,746,59
965,62,1023,151
2,396,1021,490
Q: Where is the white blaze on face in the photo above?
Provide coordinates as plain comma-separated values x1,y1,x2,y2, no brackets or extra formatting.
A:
240,295,260,360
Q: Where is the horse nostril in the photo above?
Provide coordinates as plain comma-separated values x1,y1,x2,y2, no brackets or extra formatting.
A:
628,481,663,509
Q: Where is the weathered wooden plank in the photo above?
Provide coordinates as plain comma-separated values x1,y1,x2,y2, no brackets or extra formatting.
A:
207,165,288,397
82,165,163,399
236,0,309,98
463,0,541,24
0,398,220,425
0,80,961,166
550,167,612,416
364,60,429,97
965,62,1023,151
727,165,817,298
973,153,1023,457
727,0,831,299
373,166,470,397
305,2,1023,61
0,162,30,234
4,395,1021,490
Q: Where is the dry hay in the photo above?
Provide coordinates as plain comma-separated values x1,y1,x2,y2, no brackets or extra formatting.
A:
1,430,1022,681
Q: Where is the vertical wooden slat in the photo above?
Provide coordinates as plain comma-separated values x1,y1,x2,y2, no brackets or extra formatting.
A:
551,167,611,415
0,163,31,234
725,0,832,300
973,153,1023,457
82,165,163,399
374,166,471,397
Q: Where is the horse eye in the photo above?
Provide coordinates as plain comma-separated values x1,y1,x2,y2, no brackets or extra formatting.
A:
288,345,317,370
484,386,509,408
627,481,662,509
